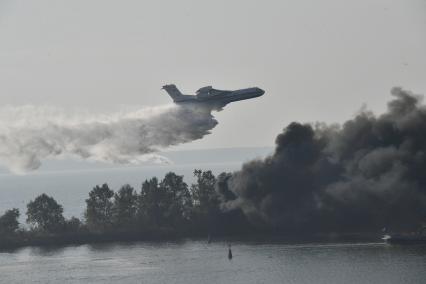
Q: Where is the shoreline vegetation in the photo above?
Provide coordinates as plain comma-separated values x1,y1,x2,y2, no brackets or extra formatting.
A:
0,169,383,251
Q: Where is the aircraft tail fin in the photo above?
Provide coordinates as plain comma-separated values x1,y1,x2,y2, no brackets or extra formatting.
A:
162,84,184,102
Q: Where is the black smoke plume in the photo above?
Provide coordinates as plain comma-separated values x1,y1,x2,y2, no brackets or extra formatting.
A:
217,87,426,234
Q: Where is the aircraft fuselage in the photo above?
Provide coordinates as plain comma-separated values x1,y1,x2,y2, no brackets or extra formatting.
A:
162,84,265,108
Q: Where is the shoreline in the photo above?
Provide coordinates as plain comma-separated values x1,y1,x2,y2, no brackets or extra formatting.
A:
0,231,386,251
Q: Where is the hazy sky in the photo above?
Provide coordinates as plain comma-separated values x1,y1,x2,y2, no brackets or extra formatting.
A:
1,0,425,150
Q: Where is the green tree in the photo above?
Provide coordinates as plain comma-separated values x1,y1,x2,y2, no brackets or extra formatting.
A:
191,170,221,233
159,172,192,226
0,208,20,235
112,184,138,228
26,194,65,233
85,183,114,232
64,216,83,233
191,170,218,208
138,177,163,226
138,173,192,228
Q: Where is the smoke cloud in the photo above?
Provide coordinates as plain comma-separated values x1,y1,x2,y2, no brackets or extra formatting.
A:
0,104,217,173
218,87,426,233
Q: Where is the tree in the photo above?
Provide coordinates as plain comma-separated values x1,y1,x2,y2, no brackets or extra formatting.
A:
138,177,163,226
0,208,20,235
191,170,218,209
190,170,221,233
26,194,65,233
159,172,192,226
112,184,138,228
85,183,114,231
64,217,83,233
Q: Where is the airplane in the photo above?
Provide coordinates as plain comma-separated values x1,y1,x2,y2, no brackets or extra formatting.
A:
162,84,264,109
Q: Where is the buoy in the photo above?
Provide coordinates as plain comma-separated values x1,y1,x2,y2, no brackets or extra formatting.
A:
228,245,233,260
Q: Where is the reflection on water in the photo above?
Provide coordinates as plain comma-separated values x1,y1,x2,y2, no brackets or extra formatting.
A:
1,241,425,283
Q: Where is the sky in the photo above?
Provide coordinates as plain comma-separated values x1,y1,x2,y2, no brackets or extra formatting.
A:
0,0,425,150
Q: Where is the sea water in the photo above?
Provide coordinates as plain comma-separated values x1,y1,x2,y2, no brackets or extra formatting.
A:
0,241,425,283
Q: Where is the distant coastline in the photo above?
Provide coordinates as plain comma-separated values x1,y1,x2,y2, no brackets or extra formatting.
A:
0,147,273,223
0,167,384,251
1,230,384,251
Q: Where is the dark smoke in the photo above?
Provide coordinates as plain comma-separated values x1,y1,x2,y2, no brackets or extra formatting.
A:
217,87,426,234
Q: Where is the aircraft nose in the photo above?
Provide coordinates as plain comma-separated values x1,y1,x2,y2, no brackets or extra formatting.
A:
255,87,265,96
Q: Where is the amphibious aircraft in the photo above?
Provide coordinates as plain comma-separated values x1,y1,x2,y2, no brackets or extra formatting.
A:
162,84,264,108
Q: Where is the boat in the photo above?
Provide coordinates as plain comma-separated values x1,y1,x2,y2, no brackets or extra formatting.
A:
383,233,426,245
228,247,232,260
383,225,426,245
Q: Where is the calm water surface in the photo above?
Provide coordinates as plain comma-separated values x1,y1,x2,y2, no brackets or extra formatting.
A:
0,241,425,283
